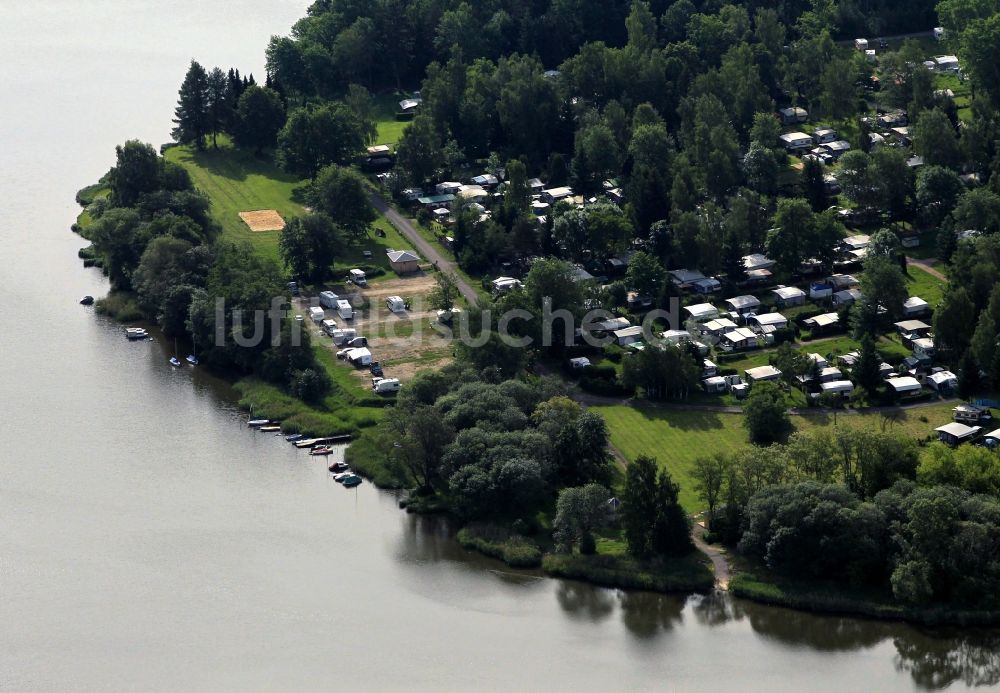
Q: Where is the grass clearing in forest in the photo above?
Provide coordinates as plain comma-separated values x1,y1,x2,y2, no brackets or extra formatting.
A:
595,400,958,512
164,138,305,263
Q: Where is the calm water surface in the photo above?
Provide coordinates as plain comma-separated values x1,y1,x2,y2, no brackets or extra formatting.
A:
1,2,997,690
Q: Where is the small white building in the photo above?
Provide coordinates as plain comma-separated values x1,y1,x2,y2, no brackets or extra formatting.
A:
725,295,761,313
541,186,574,204
833,288,862,306
903,296,930,317
934,55,960,72
592,317,631,333
886,376,922,396
824,140,852,159
772,286,807,308
661,329,693,345
855,38,868,51
813,128,838,144
912,337,935,360
750,313,788,331
927,370,958,392
614,326,645,346
803,312,840,331
702,318,739,337
895,319,932,336
670,268,707,288
685,303,719,322
492,276,523,293
936,422,981,446
722,328,759,350
702,376,728,394
820,380,854,397
692,277,722,294
807,353,829,369
746,365,782,383
818,366,844,383
743,254,776,272
778,107,809,125
955,403,992,425
779,132,813,151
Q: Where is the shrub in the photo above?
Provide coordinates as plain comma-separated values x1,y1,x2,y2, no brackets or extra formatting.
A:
583,364,617,381
580,532,597,555
580,376,629,397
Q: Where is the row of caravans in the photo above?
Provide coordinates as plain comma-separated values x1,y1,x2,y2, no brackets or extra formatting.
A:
313,285,401,395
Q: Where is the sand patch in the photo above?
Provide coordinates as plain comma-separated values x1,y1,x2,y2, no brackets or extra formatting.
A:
239,209,285,232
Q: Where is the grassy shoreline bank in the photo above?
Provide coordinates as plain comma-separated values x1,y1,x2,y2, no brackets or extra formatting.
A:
729,569,1000,627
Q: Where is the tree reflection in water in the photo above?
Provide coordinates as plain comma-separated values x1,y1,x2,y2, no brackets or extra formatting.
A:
617,591,685,638
555,581,615,623
894,632,1000,690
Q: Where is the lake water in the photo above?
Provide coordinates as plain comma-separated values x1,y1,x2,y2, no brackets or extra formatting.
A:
1,2,997,690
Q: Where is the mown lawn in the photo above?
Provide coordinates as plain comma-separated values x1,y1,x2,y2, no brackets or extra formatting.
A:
164,138,305,264
595,400,959,512
165,139,416,279
905,263,946,308
373,92,412,146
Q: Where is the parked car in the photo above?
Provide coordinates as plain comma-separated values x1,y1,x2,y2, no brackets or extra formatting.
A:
345,336,368,348
370,361,383,377
336,348,353,360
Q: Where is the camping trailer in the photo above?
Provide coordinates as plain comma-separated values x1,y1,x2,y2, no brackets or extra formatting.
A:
337,300,354,320
330,329,357,346
385,295,406,313
308,306,325,323
373,377,401,394
349,269,367,286
318,291,339,309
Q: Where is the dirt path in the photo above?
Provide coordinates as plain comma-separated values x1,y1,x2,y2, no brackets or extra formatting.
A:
369,192,480,305
691,522,731,591
907,256,948,282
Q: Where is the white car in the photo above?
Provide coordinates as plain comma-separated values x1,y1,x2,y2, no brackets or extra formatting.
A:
294,314,304,322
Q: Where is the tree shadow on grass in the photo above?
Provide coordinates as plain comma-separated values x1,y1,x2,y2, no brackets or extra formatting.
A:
181,145,302,185
635,406,726,432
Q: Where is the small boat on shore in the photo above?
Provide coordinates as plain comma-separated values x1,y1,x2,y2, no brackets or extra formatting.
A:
332,471,354,483
248,419,271,427
259,425,281,432
169,357,181,367
80,295,94,305
186,354,199,365
285,434,304,442
341,474,362,488
310,446,333,456
328,462,349,473
294,434,353,448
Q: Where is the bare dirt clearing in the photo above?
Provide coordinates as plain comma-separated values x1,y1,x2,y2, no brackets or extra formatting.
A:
310,274,454,385
238,209,285,232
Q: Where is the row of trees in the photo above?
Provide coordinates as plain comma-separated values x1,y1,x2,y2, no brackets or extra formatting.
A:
264,0,938,100
172,60,377,177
